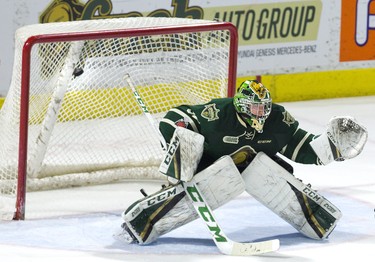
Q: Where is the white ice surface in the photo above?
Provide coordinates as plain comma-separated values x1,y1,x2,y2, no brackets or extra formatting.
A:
0,96,374,261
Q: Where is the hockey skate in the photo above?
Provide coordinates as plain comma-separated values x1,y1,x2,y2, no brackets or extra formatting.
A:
115,222,138,244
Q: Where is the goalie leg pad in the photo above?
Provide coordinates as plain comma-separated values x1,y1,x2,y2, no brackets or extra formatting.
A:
242,152,342,240
121,155,245,244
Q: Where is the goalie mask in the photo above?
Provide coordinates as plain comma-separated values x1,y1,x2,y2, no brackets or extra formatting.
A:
233,80,272,133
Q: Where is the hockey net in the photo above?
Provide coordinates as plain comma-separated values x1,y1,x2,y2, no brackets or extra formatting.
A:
0,17,237,220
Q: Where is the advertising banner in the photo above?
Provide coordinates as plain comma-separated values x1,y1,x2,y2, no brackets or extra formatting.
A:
0,0,374,96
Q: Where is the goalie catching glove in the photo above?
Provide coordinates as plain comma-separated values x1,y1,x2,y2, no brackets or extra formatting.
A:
310,116,367,165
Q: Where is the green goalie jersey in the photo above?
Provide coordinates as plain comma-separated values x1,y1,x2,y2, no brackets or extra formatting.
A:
159,97,321,172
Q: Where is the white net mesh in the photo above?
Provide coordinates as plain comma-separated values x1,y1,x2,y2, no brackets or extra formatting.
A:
0,17,235,219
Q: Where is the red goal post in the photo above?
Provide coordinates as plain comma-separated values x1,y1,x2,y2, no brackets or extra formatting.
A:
0,17,238,220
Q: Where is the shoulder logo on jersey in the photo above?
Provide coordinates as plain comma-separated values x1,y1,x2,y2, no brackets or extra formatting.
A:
282,110,295,126
201,103,220,121
223,130,256,144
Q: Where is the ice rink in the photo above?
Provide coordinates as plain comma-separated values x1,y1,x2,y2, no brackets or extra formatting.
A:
0,96,374,262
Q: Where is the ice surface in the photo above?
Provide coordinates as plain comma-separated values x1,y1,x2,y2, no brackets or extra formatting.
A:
0,96,374,262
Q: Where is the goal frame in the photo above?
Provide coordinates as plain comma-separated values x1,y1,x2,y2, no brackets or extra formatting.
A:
15,21,238,220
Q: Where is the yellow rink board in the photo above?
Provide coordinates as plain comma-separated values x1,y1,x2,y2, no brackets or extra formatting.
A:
238,68,375,102
1,68,375,113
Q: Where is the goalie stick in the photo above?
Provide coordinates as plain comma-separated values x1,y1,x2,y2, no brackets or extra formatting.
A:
124,75,168,152
124,73,279,256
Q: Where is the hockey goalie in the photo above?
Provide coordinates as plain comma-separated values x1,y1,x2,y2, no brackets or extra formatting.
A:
118,79,368,245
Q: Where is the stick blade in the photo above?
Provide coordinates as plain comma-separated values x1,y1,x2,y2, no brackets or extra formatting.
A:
224,238,280,256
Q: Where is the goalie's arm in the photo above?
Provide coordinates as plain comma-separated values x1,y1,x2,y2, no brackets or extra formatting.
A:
279,116,367,166
279,127,322,165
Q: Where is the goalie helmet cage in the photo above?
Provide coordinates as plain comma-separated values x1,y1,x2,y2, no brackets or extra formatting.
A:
0,17,238,220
